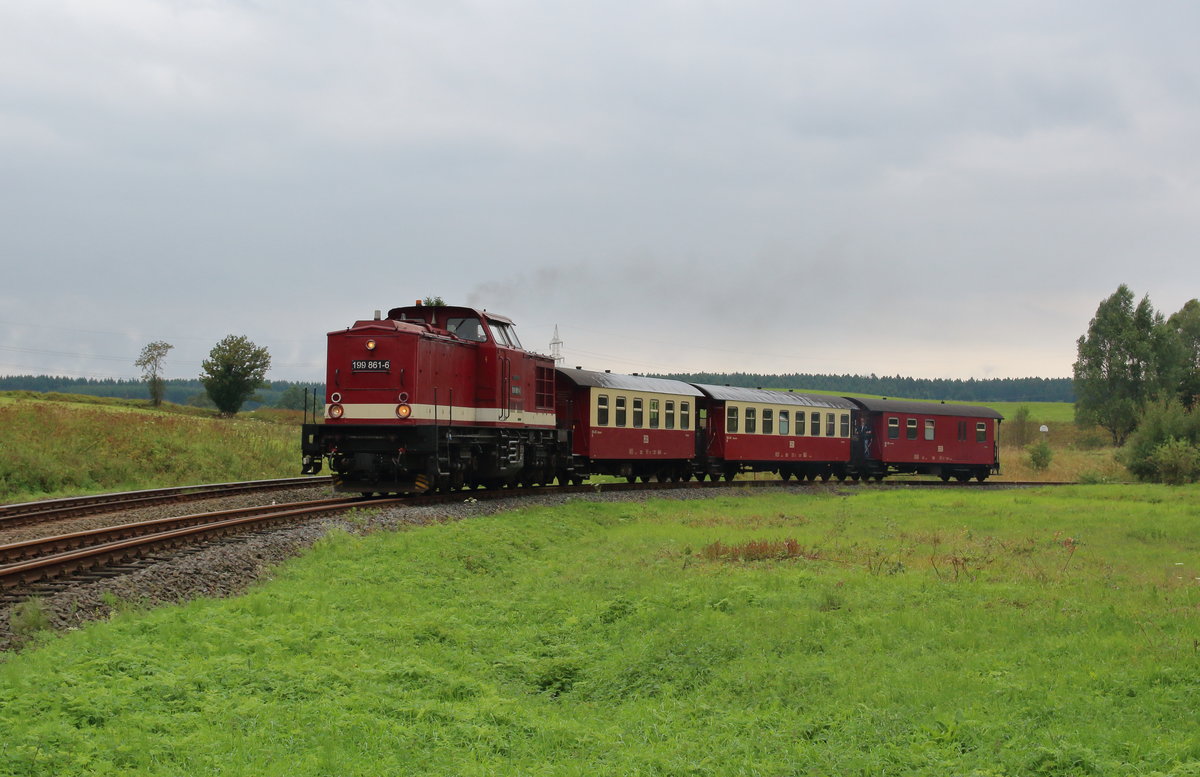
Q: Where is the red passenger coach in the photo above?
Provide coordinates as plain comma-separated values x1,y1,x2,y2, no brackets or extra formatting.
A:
848,398,1003,481
694,385,856,481
302,304,560,494
556,368,702,482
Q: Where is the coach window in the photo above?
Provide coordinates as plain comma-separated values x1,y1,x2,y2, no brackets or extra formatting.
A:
779,410,790,435
905,418,917,440
925,419,935,440
681,401,691,431
649,398,660,429
597,394,610,426
727,405,739,433
958,421,967,441
763,408,774,435
825,413,836,437
976,422,987,442
795,410,805,436
615,397,627,427
633,398,644,428
810,411,821,436
746,407,757,434
888,417,900,439
665,400,675,430
840,413,850,437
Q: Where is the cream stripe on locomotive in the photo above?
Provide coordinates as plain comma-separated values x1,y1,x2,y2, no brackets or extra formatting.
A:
327,403,556,427
724,401,852,438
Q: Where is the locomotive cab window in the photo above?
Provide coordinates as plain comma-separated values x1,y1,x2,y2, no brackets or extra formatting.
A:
779,410,790,435
888,417,900,439
925,419,935,440
906,418,918,440
633,398,644,428
616,397,627,427
976,422,987,442
665,400,675,430
446,317,486,342
597,394,609,426
727,405,739,433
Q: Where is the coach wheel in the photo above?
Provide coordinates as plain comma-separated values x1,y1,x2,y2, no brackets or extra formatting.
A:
874,473,885,482
723,471,736,482
956,474,970,483
976,471,988,482
780,471,791,482
850,473,860,482
940,473,951,482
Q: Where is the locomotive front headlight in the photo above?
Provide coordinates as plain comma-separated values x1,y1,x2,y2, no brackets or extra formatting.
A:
329,404,345,419
395,403,411,419
365,339,377,350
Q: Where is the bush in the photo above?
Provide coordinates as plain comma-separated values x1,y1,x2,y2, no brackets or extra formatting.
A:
1119,400,1200,482
1027,440,1053,472
1149,438,1200,485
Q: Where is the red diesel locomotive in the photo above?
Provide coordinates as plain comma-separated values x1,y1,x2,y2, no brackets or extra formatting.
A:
301,304,1003,493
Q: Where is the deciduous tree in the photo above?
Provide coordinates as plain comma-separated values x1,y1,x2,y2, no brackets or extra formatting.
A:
134,341,173,407
1168,298,1200,409
1072,285,1173,445
200,335,271,417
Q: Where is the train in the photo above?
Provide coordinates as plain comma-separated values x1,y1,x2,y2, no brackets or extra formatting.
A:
300,303,1003,494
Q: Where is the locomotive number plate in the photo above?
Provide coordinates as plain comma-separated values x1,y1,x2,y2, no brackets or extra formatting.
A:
351,359,390,372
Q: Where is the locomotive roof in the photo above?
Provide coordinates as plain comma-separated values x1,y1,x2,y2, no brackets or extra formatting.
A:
848,396,1004,420
387,304,514,325
557,368,703,397
691,384,856,408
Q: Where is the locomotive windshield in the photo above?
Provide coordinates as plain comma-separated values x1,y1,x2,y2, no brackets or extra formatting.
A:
446,317,487,342
488,321,523,348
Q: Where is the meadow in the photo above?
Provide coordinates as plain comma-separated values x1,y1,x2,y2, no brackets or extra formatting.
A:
3,486,1199,775
0,393,301,503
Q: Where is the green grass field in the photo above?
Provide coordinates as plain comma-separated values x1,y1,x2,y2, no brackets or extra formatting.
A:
0,393,303,503
4,486,1199,775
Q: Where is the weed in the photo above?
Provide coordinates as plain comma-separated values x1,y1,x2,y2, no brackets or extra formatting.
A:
9,597,50,638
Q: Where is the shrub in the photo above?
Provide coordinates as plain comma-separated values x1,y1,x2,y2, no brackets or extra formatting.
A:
1119,400,1200,482
1149,438,1200,485
1027,440,1054,472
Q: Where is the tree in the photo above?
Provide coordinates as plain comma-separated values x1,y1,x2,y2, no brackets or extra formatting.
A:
1073,285,1173,445
1168,299,1200,409
423,296,446,306
134,341,173,407
200,335,271,416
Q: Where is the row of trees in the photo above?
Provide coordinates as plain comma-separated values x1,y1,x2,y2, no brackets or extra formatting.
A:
655,373,1072,402
1074,285,1200,482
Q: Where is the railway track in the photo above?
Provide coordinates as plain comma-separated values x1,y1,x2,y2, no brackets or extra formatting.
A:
0,477,1063,602
0,476,334,530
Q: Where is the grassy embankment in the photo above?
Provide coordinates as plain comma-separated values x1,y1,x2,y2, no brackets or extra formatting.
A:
3,486,1200,774
0,392,302,504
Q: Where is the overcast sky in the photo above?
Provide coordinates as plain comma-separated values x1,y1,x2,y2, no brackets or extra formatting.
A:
2,1,1198,384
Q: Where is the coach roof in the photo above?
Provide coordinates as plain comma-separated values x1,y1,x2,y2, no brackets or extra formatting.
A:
848,397,1004,419
691,384,857,408
557,368,703,397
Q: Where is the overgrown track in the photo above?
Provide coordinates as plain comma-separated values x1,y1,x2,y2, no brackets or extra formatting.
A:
0,477,1062,601
0,476,334,530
